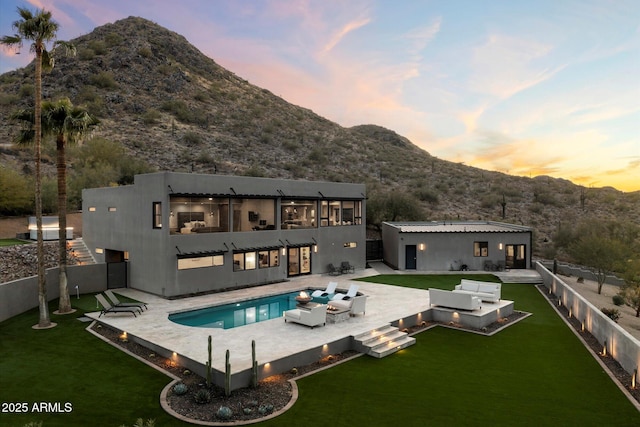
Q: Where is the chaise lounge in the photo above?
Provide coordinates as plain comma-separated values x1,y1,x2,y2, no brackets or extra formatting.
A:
311,282,338,298
284,304,327,328
96,294,141,317
105,289,148,311
332,284,359,301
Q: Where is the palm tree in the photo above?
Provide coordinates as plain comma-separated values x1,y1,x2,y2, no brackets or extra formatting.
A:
13,100,99,313
1,7,71,328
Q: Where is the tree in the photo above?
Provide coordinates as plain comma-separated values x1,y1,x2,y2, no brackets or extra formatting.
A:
2,7,73,327
567,221,627,294
620,258,640,317
367,190,424,230
12,99,98,314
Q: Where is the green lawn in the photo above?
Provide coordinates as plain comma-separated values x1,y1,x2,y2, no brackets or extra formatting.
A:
1,276,638,426
0,238,30,247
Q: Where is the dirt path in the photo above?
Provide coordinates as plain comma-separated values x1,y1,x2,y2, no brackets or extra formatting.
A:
559,274,640,341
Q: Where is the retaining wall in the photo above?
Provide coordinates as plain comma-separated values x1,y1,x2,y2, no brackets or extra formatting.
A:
536,262,640,377
0,263,107,323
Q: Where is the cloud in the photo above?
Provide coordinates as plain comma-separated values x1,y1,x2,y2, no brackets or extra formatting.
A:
403,17,442,57
469,33,565,100
320,16,370,54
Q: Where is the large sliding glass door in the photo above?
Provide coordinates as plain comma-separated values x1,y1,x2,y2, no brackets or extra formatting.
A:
287,246,312,277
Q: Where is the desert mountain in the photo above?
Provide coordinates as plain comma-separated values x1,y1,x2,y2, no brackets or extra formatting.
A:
1,16,638,254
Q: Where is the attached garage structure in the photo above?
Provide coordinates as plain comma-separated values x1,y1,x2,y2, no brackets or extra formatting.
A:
381,221,533,272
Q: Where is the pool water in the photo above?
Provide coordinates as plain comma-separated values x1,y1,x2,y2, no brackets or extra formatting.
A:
169,290,327,329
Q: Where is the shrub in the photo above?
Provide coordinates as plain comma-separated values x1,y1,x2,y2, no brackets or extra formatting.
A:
19,84,34,98
612,294,625,306
601,307,620,323
90,71,117,89
88,40,108,55
182,131,203,146
577,277,584,283
78,48,95,61
138,47,152,58
141,108,161,125
216,406,233,420
172,382,188,396
194,389,211,404
258,404,274,415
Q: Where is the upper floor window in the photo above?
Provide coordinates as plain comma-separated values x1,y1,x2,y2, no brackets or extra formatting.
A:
281,200,317,229
232,198,276,232
170,196,230,234
153,202,162,229
320,200,362,226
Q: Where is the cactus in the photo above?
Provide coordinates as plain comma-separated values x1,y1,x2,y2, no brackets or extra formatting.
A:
206,335,212,387
225,349,231,397
251,339,258,388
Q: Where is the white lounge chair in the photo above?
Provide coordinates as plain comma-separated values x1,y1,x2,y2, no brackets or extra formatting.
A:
311,282,337,298
331,284,359,301
284,304,326,328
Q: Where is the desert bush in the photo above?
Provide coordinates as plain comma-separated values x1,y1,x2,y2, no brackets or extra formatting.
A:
172,382,188,396
601,307,620,322
90,71,117,89
78,48,95,61
216,406,233,420
182,131,202,146
612,294,625,306
138,47,152,58
0,168,33,215
194,389,211,404
141,108,161,125
104,32,123,47
19,83,34,98
88,40,108,55
0,93,19,105
416,188,439,204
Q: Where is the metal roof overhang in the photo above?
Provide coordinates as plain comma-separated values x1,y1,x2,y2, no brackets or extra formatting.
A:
176,249,228,259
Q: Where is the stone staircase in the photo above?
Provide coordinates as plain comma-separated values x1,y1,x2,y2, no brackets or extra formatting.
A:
494,270,543,284
354,324,416,358
68,238,96,265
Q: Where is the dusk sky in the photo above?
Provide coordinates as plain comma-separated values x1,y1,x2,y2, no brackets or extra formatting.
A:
1,0,638,192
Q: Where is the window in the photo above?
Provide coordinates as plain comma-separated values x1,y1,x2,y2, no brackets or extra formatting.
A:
258,249,280,268
320,200,362,226
233,251,257,271
108,207,117,212
153,202,162,229
474,241,489,257
170,196,230,234
281,200,317,229
232,198,276,232
178,255,224,270
88,207,96,212
344,242,357,248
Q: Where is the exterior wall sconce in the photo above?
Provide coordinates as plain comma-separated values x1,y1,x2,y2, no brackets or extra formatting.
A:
282,247,286,256
498,243,504,250
419,243,425,251
314,245,318,253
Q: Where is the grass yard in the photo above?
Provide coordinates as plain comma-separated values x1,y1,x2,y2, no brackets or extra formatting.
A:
1,275,638,426
0,238,30,247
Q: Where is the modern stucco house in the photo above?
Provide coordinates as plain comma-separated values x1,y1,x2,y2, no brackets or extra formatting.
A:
82,172,366,298
381,221,532,272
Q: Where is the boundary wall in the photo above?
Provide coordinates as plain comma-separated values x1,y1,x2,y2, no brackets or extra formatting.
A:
0,263,107,323
536,262,639,376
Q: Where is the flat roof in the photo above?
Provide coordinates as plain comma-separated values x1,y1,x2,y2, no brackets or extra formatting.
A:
383,221,532,233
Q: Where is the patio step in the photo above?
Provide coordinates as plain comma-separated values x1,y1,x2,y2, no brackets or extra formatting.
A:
354,324,416,358
68,238,96,265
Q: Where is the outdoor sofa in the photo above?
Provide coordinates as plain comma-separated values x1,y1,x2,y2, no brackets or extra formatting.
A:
453,279,501,302
429,288,481,311
284,304,327,328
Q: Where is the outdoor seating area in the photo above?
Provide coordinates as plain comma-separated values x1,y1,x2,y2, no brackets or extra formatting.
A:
284,303,327,328
453,279,501,302
95,294,142,317
326,261,355,276
428,288,482,311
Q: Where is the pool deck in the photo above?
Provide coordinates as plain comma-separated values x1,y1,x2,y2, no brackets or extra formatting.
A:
86,264,529,379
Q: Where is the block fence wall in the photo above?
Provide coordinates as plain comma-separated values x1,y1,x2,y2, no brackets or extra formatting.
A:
536,262,640,377
0,263,107,323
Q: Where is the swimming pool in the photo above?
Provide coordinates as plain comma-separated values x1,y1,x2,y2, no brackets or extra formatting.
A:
169,290,327,329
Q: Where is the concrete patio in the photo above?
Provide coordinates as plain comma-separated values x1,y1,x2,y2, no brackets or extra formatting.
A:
86,264,526,389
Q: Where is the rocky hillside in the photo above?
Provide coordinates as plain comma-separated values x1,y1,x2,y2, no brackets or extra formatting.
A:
1,16,638,255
